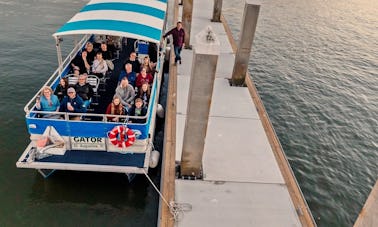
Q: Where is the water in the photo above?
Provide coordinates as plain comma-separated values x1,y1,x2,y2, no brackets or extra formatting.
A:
0,0,376,226
222,0,377,226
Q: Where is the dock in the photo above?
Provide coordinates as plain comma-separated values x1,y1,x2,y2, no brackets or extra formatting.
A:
159,0,315,226
354,180,378,227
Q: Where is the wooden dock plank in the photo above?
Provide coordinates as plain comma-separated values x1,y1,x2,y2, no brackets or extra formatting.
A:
354,180,378,227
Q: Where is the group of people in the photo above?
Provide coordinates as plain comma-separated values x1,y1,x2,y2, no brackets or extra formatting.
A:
71,41,113,78
106,51,156,123
35,21,186,123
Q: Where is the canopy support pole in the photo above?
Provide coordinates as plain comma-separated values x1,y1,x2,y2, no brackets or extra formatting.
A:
55,36,63,77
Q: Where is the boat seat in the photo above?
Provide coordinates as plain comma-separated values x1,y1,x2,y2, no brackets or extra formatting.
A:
86,75,100,105
134,40,149,62
65,74,79,86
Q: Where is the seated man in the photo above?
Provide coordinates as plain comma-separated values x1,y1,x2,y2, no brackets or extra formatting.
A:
124,51,141,73
59,87,87,120
118,63,136,87
115,77,135,112
71,50,91,74
128,98,147,124
35,86,60,118
74,74,94,108
91,51,108,78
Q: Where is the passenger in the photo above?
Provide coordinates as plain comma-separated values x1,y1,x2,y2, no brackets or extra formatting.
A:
141,55,156,75
100,41,113,60
73,68,80,77
59,87,87,120
136,67,153,89
71,50,91,74
148,43,158,63
163,21,185,64
118,63,136,87
35,86,60,118
74,74,94,108
128,98,147,124
115,77,135,112
138,82,151,107
91,51,108,78
85,42,96,65
54,77,68,101
105,95,125,122
124,51,141,73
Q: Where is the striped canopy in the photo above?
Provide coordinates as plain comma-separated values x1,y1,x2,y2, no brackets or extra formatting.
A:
53,0,167,43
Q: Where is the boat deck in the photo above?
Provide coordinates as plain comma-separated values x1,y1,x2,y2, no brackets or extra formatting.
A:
162,0,313,226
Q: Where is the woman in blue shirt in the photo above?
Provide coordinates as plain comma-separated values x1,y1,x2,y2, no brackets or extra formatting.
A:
35,86,60,118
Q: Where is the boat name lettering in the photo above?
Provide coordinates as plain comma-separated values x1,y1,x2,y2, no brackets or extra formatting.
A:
73,137,103,143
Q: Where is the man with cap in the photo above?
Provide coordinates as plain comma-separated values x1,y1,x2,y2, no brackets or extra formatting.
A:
59,87,87,120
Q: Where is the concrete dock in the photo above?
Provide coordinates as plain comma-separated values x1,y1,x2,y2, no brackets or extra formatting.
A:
354,180,378,227
159,0,315,226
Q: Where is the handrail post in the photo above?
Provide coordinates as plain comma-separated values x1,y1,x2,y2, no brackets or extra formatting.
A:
55,36,63,76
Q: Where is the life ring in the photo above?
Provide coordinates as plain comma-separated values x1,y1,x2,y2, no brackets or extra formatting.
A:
108,125,136,148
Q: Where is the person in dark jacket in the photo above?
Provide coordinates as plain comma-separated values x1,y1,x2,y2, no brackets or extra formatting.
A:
128,98,147,124
163,21,185,64
54,77,68,101
59,87,87,120
74,74,94,108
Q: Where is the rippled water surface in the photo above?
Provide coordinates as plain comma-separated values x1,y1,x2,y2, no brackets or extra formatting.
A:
223,0,377,226
0,0,377,226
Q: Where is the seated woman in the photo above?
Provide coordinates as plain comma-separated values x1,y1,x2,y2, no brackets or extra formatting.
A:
105,95,125,122
91,51,108,78
74,74,94,108
35,86,60,118
128,98,147,124
138,82,151,107
141,56,156,75
54,77,68,101
135,67,154,89
59,87,87,120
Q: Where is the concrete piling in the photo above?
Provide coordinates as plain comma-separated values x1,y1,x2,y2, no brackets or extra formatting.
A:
181,27,220,178
182,0,193,48
211,0,223,22
231,0,260,86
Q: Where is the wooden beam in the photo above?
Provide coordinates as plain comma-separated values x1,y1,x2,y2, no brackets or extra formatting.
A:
159,1,179,226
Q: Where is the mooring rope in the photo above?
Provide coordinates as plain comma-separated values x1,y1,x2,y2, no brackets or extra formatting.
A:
142,169,192,222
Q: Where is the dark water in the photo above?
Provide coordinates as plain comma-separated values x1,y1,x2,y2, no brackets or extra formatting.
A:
223,0,377,226
0,1,163,226
0,0,377,226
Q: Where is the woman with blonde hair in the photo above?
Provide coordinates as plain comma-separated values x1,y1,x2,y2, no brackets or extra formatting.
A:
35,86,60,118
141,55,156,75
105,95,125,122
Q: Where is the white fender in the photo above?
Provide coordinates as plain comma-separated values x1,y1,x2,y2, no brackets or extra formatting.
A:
149,150,160,168
156,104,165,118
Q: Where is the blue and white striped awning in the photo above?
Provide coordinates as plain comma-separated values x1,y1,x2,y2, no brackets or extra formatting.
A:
53,0,167,43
